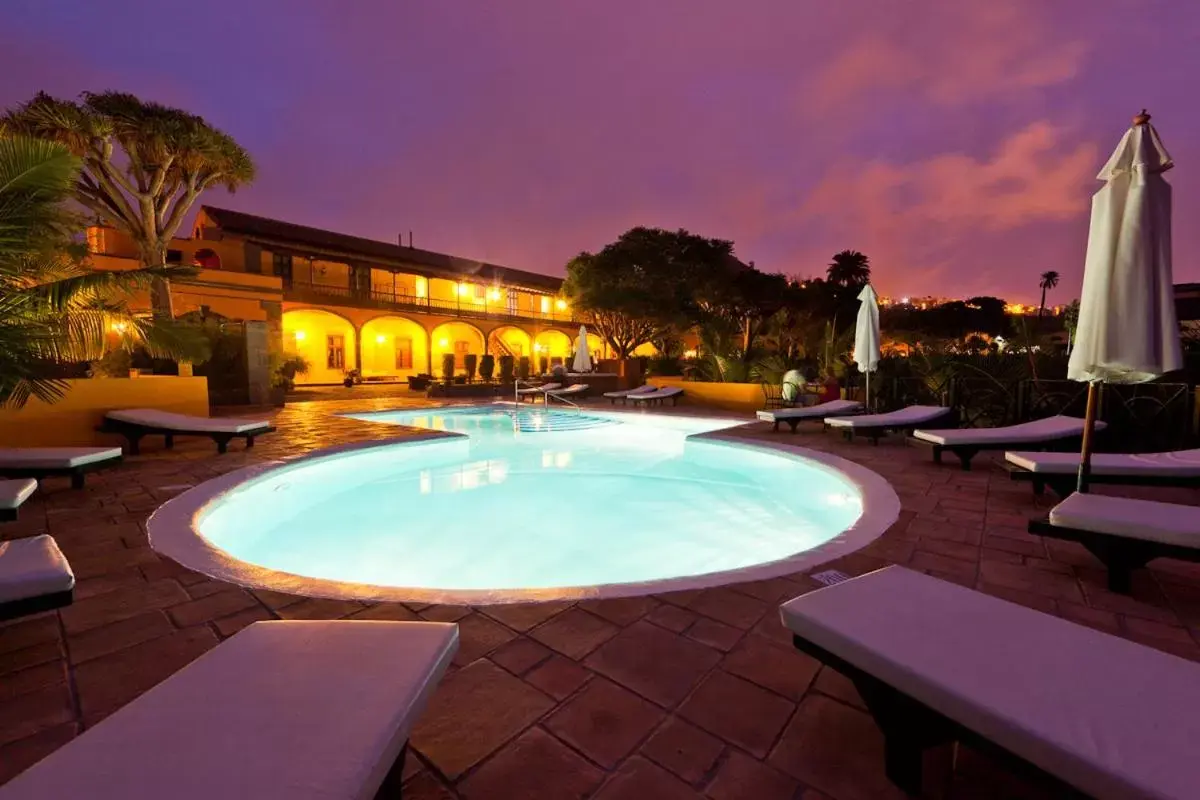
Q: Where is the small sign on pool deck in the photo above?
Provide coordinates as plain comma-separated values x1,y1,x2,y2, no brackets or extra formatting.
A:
810,569,852,586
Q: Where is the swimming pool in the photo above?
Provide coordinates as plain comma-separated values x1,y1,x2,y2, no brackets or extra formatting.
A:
148,404,899,603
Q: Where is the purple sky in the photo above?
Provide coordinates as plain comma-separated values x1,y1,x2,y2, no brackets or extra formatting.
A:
4,0,1197,303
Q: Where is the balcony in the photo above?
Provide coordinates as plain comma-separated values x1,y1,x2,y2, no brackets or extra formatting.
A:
283,279,580,326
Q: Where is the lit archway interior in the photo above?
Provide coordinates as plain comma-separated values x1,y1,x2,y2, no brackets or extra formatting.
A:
533,329,572,369
430,321,485,377
282,309,356,385
488,326,532,360
361,316,429,377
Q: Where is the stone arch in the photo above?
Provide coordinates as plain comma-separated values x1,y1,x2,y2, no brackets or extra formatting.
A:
533,329,572,370
360,315,430,378
430,321,487,377
282,308,357,385
487,324,532,360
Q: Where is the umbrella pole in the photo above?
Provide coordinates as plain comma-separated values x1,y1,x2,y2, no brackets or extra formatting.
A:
865,371,870,412
1076,382,1101,494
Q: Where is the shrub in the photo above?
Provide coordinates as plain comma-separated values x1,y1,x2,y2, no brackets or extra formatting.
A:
89,349,131,378
499,355,515,382
441,353,455,382
271,354,310,391
479,354,495,381
518,356,531,380
464,353,478,382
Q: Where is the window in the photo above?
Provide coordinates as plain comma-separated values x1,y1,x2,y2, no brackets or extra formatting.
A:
326,334,346,370
453,340,470,369
272,252,293,280
395,337,413,370
540,296,550,314
473,283,485,301
166,249,183,265
193,248,221,269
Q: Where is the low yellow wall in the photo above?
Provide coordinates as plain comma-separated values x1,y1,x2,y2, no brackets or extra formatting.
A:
648,377,764,413
0,377,210,447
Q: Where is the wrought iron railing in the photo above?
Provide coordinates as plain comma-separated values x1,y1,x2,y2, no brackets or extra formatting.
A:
283,279,580,325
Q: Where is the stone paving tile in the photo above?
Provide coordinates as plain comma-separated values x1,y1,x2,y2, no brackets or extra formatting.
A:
639,716,724,786
544,677,665,768
410,660,554,780
706,749,800,800
769,694,907,800
585,621,722,708
489,637,554,676
677,670,794,758
592,756,705,800
529,607,619,660
4,398,1200,797
459,726,604,799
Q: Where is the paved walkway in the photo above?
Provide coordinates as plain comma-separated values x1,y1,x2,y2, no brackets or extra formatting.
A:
2,397,1198,799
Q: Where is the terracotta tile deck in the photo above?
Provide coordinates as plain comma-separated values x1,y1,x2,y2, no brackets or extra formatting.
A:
3,394,1200,797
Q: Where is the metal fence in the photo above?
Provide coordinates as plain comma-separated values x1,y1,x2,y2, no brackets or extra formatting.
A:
876,376,1195,451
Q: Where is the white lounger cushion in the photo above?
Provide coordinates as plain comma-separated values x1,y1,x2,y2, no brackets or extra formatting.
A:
912,415,1101,446
0,620,458,799
603,385,655,398
825,405,950,428
0,534,74,604
630,387,683,402
1006,448,1200,477
0,447,122,469
1049,493,1200,548
756,399,862,422
0,478,38,510
107,409,270,434
550,384,588,394
516,383,560,394
780,566,1200,800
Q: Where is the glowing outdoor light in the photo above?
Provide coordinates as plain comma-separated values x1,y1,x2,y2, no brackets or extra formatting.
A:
294,330,306,341
376,334,386,344
901,297,910,305
684,349,697,358
533,343,542,352
439,338,449,348
111,322,128,333
488,287,501,301
555,299,567,310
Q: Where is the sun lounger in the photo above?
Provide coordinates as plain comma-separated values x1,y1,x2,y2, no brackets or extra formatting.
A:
602,385,657,404
546,383,588,403
0,446,123,489
824,405,952,444
516,382,561,402
0,620,458,798
911,415,1100,471
100,409,274,454
781,565,1200,798
1028,493,1200,594
628,387,683,406
1006,448,1200,497
0,534,74,622
0,479,38,522
756,399,863,433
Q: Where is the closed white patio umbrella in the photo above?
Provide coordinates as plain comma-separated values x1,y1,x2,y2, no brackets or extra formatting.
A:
572,325,592,372
854,284,881,410
1069,110,1182,491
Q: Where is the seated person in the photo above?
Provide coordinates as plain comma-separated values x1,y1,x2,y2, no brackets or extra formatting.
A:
817,374,841,404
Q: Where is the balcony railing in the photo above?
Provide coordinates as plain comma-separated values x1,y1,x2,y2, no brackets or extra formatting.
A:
282,279,580,325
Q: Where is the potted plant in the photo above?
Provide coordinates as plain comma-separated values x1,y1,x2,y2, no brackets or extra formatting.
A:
269,354,310,405
499,355,515,383
464,353,478,383
479,354,495,382
538,356,549,375
517,356,531,381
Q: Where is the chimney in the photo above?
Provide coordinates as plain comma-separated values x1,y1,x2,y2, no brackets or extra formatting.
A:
409,231,413,248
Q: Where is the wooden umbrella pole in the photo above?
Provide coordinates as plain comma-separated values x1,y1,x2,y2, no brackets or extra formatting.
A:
1076,382,1101,493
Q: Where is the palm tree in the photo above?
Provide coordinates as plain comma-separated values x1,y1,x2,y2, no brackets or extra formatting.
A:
1037,270,1060,320
2,91,256,317
0,136,207,408
826,250,871,288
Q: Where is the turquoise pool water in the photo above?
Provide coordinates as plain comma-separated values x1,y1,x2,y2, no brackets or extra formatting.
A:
194,405,865,596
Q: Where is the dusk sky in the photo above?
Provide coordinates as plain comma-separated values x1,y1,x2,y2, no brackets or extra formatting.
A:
4,0,1197,303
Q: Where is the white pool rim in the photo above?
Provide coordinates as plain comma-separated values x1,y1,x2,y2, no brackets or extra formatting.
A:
147,427,900,605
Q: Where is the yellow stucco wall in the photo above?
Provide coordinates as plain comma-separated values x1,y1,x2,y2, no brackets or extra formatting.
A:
647,377,763,413
0,377,210,447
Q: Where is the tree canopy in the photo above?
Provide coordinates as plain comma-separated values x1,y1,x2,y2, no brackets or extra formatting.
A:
2,91,256,315
564,227,743,358
0,135,208,407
